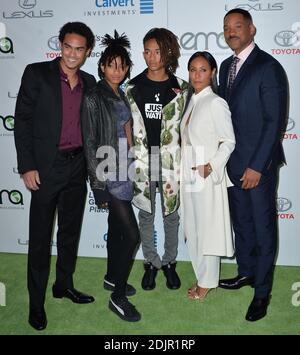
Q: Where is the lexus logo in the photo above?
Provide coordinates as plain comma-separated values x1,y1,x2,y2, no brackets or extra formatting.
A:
286,118,295,132
18,0,37,9
275,31,298,47
47,36,60,51
277,197,292,212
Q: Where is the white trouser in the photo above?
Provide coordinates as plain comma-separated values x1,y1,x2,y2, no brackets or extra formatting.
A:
184,189,220,288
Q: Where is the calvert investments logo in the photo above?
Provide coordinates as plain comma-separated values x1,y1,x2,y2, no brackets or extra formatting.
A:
277,197,294,220
153,229,158,248
92,232,107,250
225,0,284,12
0,189,24,209
2,0,54,19
140,0,154,14
0,115,14,137
84,0,154,17
283,118,297,140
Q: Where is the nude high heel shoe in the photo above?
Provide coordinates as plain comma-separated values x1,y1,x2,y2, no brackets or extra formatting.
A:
188,285,216,301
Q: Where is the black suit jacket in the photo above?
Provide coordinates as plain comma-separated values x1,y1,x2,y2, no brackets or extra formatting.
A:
219,45,288,186
14,58,96,179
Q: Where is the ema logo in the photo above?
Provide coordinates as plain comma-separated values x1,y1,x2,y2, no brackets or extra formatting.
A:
0,115,14,131
0,37,14,57
0,189,24,209
180,32,229,53
0,115,14,137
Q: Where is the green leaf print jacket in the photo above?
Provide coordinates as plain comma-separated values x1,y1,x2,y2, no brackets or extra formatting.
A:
125,71,189,216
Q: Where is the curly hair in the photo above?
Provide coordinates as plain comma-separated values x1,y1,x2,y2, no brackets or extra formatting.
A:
143,28,180,74
98,30,133,83
59,22,95,50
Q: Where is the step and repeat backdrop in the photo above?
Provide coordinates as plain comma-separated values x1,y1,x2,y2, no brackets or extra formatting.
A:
0,0,299,265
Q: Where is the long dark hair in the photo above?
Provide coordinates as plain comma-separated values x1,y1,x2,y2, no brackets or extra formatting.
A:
98,30,133,83
143,27,180,74
187,51,218,93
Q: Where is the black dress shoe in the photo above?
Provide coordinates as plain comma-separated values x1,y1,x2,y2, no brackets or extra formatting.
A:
162,262,181,290
103,276,136,297
245,296,269,321
28,308,47,331
52,285,95,304
141,262,158,290
218,275,254,290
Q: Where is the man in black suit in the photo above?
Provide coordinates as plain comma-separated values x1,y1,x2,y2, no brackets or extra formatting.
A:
14,22,96,331
218,9,288,321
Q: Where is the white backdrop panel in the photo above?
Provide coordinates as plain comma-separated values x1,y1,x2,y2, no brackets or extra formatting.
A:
0,0,299,265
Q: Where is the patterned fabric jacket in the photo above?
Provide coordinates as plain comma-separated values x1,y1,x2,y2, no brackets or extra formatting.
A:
125,71,189,216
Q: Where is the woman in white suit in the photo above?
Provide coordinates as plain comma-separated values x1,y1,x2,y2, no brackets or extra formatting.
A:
180,51,235,300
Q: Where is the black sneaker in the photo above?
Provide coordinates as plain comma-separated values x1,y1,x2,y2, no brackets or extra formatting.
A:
141,262,158,290
103,277,136,297
162,262,181,289
109,295,141,322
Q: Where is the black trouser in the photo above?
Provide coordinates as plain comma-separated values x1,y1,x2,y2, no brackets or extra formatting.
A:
28,151,87,311
228,167,278,298
106,194,140,298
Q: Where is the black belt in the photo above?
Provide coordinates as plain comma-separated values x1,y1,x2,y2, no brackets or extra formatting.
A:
58,147,83,159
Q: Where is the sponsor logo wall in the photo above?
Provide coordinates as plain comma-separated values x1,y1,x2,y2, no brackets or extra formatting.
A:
0,0,299,265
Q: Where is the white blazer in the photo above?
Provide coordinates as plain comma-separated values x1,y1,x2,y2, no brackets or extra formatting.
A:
180,86,235,256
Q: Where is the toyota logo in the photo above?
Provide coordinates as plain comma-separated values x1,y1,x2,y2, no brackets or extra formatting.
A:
277,197,292,212
18,0,37,9
275,31,298,47
286,118,295,132
47,36,60,51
